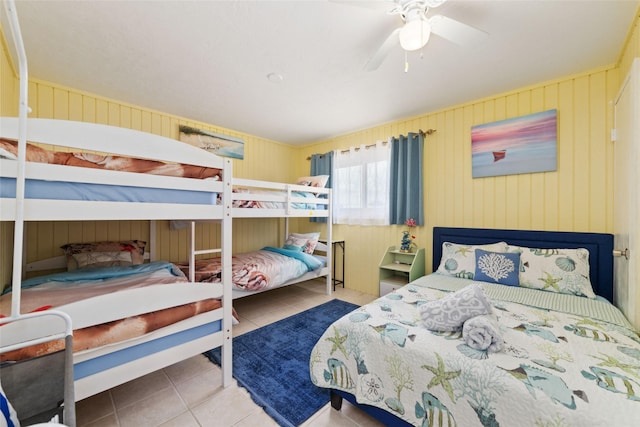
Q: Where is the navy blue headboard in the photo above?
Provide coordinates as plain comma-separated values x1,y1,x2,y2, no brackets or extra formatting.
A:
432,227,614,303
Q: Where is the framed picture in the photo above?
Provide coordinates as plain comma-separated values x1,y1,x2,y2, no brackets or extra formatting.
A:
179,125,244,160
471,109,557,178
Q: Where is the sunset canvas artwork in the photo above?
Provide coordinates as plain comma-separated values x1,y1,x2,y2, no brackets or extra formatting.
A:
471,109,557,178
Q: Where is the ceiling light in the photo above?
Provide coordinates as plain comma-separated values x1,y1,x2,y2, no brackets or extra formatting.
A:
267,72,283,83
399,18,431,51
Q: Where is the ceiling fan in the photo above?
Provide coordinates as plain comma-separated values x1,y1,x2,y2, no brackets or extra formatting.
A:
357,0,488,71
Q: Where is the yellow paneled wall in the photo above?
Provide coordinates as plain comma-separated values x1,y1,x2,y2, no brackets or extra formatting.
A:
297,67,619,295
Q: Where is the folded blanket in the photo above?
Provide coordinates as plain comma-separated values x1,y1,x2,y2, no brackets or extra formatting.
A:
419,283,492,332
462,313,504,353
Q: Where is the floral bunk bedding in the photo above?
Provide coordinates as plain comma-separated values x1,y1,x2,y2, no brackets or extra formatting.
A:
310,274,640,426
0,138,222,179
0,261,222,362
176,247,325,292
231,187,322,210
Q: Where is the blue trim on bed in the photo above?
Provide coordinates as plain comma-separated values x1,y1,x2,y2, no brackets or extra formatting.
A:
74,320,222,380
432,227,614,303
0,177,217,205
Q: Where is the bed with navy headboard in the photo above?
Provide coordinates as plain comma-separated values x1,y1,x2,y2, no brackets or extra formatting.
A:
310,227,638,427
432,227,615,302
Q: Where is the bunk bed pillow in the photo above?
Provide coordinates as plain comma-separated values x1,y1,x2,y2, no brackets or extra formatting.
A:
295,175,329,189
287,232,321,254
283,236,308,252
435,241,508,279
509,245,596,298
61,240,147,271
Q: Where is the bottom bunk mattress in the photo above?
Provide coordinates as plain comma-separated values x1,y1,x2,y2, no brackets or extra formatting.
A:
310,274,640,427
0,261,222,362
177,247,325,292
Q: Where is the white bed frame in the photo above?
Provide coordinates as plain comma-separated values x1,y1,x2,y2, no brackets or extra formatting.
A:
179,177,333,299
0,0,233,402
230,178,332,298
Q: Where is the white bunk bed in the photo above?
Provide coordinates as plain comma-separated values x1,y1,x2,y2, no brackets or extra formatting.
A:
181,178,333,299
0,1,233,407
0,115,234,401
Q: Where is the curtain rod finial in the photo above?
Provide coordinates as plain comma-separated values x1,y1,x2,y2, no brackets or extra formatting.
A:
419,129,436,136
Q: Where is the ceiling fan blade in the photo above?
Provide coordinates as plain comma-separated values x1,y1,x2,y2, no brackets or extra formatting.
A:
363,28,400,71
429,14,488,47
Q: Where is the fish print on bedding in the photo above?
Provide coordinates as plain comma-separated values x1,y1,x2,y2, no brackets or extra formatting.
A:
310,274,640,427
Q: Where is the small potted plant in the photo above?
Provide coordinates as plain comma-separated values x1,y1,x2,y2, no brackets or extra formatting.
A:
400,218,417,252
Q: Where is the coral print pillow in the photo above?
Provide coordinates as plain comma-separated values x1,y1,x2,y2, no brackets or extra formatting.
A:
474,249,520,286
515,246,596,298
436,241,508,279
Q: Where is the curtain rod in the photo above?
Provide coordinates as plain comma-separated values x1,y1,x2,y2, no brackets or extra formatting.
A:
306,128,436,160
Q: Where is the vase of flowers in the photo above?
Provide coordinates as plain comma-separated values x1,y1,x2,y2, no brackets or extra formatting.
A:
400,218,417,252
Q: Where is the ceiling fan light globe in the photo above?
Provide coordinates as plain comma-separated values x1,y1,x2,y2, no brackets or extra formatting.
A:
399,19,431,51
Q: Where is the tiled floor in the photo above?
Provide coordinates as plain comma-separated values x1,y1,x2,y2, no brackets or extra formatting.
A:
75,280,385,427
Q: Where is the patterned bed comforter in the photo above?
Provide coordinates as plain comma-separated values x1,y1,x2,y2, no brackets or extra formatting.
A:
0,262,222,362
310,274,640,426
177,247,324,292
232,187,322,209
0,138,222,180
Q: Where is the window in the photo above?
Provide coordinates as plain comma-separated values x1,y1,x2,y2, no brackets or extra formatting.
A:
333,141,390,225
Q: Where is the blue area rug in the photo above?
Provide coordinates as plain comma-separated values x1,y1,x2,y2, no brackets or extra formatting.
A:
204,299,358,427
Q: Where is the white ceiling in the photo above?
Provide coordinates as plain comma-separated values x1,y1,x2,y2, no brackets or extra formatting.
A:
4,0,638,145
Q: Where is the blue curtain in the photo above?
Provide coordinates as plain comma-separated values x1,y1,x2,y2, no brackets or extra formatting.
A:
310,151,333,223
389,132,424,225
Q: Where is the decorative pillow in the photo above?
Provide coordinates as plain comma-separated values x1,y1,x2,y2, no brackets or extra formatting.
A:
61,240,146,271
72,251,133,269
287,232,320,254
419,283,492,332
474,249,520,286
295,175,329,189
514,246,595,298
436,241,508,279
283,236,308,252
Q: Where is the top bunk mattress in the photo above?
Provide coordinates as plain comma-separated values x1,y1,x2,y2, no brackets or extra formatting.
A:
0,137,223,206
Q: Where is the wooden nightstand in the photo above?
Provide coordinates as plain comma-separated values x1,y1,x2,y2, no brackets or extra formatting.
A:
378,246,425,296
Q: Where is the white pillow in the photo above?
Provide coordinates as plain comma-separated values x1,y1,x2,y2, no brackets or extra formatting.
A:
435,241,508,279
283,236,308,252
287,232,320,254
295,175,329,189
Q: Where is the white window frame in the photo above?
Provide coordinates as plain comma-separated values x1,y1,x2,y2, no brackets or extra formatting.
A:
333,141,390,225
